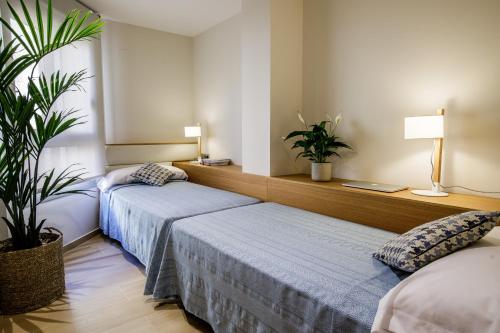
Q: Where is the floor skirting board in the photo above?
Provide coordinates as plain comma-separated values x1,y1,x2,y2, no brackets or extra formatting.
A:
63,228,101,253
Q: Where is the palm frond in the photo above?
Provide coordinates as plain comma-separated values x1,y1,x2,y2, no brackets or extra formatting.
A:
28,70,87,114
30,108,85,152
0,39,34,90
38,164,86,203
0,0,105,63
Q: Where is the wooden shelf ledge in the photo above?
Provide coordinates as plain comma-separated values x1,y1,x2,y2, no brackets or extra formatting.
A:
268,174,500,233
173,162,500,233
270,175,500,212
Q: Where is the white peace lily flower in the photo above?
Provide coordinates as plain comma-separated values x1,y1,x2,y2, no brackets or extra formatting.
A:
297,111,306,126
335,114,342,125
325,113,333,122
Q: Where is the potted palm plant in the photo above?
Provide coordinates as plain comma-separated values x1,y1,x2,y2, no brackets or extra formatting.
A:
0,0,103,314
284,112,352,181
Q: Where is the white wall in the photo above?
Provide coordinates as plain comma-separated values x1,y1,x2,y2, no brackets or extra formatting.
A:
101,21,194,143
193,14,242,165
38,196,99,246
241,0,271,175
303,0,500,197
0,181,99,245
36,179,100,246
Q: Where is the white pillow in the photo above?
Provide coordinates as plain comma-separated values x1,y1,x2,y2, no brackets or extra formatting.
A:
97,164,188,192
164,165,188,181
97,165,139,192
372,227,500,333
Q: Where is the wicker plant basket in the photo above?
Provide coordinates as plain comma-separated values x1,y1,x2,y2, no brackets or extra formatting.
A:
0,230,65,314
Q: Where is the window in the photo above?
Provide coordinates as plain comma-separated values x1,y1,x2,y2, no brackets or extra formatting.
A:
5,1,105,178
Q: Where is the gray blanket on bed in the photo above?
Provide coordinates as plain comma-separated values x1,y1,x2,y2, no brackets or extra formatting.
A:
170,203,408,333
99,181,260,290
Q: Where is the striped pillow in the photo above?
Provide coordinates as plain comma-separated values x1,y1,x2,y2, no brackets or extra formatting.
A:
373,211,500,272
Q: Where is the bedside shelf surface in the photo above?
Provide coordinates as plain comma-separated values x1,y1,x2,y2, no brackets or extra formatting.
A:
272,174,500,212
268,175,500,233
173,162,500,233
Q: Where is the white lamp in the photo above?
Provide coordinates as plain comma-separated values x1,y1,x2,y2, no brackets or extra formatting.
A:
184,124,202,163
404,109,448,197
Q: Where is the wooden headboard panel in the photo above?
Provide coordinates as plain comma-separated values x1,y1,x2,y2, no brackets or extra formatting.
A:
105,143,197,171
173,162,268,201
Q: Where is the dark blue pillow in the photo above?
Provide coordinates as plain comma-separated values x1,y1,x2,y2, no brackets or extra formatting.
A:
373,211,500,272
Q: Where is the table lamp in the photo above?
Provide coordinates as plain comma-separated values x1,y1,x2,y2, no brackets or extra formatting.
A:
184,124,202,163
404,109,448,197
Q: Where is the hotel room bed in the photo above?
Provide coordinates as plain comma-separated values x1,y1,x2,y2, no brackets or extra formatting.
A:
166,202,409,333
99,181,260,276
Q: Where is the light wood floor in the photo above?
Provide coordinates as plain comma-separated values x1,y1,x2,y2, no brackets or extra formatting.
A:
0,235,213,333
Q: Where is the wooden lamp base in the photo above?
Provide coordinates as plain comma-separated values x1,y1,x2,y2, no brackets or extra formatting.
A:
411,108,448,198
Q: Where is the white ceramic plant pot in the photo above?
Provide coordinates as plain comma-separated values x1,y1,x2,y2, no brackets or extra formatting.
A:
311,162,332,182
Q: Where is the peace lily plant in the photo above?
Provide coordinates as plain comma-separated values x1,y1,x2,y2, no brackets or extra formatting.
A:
284,111,352,181
0,0,104,314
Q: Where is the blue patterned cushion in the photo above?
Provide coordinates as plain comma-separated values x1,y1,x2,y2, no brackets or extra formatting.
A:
373,211,500,272
130,162,173,186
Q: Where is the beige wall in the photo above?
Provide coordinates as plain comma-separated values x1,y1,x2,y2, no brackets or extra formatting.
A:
101,21,194,143
193,15,242,165
270,0,304,176
303,0,500,197
241,0,271,175
240,0,304,176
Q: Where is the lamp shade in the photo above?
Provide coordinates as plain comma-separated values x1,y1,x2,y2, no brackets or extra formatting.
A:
184,126,201,138
404,115,444,139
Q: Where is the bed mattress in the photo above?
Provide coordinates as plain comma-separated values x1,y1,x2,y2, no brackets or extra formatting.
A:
170,202,408,333
99,181,260,277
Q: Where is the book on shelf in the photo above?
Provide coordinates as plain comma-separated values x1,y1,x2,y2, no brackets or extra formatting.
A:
201,158,231,166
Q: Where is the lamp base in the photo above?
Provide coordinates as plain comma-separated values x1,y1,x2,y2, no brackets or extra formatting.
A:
189,156,203,164
411,189,449,197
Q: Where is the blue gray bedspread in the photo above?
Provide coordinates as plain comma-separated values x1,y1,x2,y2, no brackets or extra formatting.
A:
99,181,260,291
170,203,408,333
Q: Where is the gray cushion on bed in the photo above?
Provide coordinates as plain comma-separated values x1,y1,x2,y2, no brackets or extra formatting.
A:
170,202,408,333
130,162,173,186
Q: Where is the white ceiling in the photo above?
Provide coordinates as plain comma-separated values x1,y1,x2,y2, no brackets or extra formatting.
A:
81,0,242,37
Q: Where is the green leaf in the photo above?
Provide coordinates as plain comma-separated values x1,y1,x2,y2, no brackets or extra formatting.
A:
46,0,53,45
1,1,104,62
19,0,42,52
35,0,44,48
284,130,307,141
2,2,36,56
38,164,86,202
284,117,351,162
29,70,87,115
